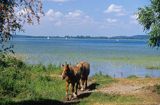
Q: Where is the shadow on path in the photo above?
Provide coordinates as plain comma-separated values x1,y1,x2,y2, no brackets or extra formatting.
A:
77,82,99,99
5,99,79,105
88,82,99,91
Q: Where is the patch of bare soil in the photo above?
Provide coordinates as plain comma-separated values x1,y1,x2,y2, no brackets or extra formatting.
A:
98,78,160,105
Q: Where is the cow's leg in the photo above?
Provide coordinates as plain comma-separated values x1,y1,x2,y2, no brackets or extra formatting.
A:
75,81,79,96
78,80,81,89
71,83,77,98
66,82,69,100
85,76,88,89
81,79,85,91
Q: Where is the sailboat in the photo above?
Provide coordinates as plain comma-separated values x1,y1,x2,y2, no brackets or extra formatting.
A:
47,36,50,40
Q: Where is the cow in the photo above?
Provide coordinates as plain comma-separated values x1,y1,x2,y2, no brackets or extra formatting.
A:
61,63,81,100
76,61,90,91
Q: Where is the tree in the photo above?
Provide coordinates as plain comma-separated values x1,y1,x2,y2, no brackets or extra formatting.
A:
137,0,160,47
0,0,43,53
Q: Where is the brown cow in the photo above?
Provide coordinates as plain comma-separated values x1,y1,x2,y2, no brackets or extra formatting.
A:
61,63,81,100
76,61,90,91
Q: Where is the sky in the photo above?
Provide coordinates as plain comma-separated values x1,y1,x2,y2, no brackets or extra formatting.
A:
20,0,150,37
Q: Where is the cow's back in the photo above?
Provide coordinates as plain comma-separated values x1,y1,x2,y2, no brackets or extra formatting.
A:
70,66,81,82
77,62,90,78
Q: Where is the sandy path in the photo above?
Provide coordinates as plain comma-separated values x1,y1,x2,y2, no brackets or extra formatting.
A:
98,78,160,104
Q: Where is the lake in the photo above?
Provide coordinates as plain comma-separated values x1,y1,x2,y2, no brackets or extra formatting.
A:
11,37,160,78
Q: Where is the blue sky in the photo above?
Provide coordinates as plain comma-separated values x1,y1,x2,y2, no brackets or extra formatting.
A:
21,0,150,36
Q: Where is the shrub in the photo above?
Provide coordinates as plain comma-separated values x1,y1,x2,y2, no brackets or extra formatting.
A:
0,67,31,97
155,85,160,94
0,53,26,68
127,75,138,79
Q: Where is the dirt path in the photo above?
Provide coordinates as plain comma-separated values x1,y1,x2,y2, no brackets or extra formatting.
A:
98,78,160,104
63,78,160,105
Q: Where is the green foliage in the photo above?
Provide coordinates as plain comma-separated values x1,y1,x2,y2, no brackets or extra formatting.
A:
0,55,64,104
155,85,160,94
0,0,43,52
92,72,114,87
145,75,151,78
47,64,62,75
127,75,138,79
137,0,160,47
146,65,160,70
0,67,30,97
0,54,26,68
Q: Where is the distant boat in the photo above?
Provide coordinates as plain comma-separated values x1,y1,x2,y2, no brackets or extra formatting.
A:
47,36,50,40
116,39,119,42
65,37,68,40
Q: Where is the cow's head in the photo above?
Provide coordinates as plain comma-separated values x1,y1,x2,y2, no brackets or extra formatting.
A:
61,63,70,80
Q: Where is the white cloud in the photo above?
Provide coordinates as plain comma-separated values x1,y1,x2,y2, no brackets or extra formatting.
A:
130,14,138,24
130,14,138,20
46,9,63,26
64,10,94,25
46,9,63,20
46,9,63,18
104,4,126,16
48,0,70,3
65,10,83,18
106,18,117,23
45,9,93,26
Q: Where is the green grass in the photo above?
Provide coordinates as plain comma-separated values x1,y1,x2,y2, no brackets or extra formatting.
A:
127,75,139,79
146,65,160,70
0,54,117,105
0,54,152,105
92,56,160,69
91,71,115,87
79,92,140,105
0,54,65,105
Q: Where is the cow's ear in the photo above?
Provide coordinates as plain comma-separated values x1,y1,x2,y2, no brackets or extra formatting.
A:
66,64,69,67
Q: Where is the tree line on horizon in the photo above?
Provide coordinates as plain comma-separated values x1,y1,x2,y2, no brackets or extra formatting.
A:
14,34,148,39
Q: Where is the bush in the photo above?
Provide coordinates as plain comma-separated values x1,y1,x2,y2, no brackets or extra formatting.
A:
155,85,160,94
0,53,26,69
0,54,64,103
127,75,138,79
0,67,31,97
0,54,31,98
93,71,112,79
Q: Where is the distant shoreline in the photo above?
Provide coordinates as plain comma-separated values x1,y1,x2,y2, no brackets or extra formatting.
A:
13,35,148,40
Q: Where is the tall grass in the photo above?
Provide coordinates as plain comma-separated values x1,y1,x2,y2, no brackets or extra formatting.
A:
91,71,115,87
0,54,65,105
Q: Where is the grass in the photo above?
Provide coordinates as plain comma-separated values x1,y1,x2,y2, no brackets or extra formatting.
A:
146,65,160,70
127,75,139,79
79,92,140,105
0,54,65,105
92,56,160,69
0,54,117,105
0,54,159,105
91,71,115,87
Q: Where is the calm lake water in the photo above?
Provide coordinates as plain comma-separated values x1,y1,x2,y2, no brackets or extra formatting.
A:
11,37,160,78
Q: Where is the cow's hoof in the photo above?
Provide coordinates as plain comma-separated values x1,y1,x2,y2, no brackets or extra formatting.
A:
81,88,85,91
66,97,69,101
73,93,77,98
